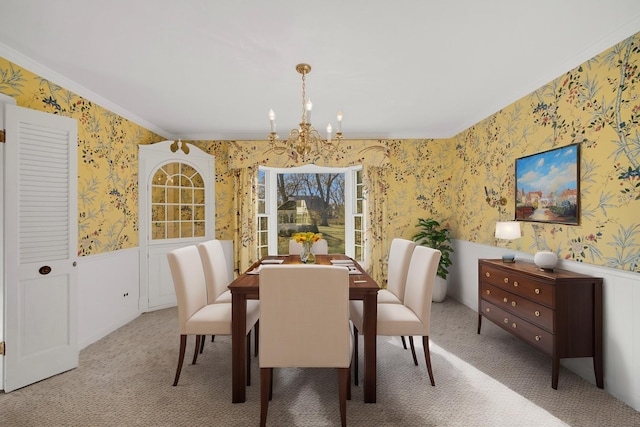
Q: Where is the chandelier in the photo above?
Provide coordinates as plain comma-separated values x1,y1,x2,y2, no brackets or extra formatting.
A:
268,63,343,157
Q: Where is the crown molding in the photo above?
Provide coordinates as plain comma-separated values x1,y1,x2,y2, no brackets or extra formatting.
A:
0,41,170,138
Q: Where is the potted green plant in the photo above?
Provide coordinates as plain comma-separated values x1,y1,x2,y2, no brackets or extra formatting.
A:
411,218,454,302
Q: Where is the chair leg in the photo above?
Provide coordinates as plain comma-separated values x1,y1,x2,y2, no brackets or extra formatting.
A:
423,336,435,386
173,335,187,386
212,335,215,342
246,331,252,386
199,335,206,354
401,336,407,349
352,324,359,386
260,367,271,427
409,336,418,366
338,368,349,427
254,321,259,357
269,367,273,400
192,335,201,364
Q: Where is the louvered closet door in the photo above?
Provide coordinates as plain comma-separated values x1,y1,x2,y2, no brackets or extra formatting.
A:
3,104,78,392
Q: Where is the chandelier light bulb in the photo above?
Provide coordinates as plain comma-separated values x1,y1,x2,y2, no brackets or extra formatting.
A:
268,109,276,132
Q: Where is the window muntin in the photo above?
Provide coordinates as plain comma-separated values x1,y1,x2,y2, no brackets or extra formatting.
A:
151,162,206,240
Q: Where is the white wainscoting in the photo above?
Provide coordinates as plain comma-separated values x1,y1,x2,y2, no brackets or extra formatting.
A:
77,248,141,349
447,239,640,411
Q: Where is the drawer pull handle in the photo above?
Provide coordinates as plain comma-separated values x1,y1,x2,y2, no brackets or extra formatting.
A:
486,272,490,277
535,288,540,294
486,290,491,295
535,310,540,317
503,297,508,303
503,318,509,324
485,308,491,313
513,281,519,287
511,323,517,329
535,335,541,341
503,278,509,284
511,301,517,307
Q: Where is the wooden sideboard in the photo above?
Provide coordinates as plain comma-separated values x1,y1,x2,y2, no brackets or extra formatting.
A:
477,258,603,389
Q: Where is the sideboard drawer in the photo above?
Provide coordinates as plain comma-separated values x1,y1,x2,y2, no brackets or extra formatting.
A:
481,264,554,307
480,282,554,331
480,300,553,356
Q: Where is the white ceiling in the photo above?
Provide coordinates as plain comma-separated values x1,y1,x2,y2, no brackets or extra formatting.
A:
1,1,640,140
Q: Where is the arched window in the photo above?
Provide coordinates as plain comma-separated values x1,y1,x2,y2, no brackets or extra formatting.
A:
150,162,206,240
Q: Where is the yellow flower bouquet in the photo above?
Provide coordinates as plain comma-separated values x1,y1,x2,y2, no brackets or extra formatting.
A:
292,232,322,263
292,232,322,244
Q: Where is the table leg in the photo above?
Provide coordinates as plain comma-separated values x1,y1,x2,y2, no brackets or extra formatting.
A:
363,293,377,403
232,292,247,403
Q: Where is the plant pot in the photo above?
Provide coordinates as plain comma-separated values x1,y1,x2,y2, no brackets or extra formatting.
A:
432,276,447,303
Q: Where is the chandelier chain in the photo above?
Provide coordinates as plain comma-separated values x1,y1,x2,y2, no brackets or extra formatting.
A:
301,72,307,123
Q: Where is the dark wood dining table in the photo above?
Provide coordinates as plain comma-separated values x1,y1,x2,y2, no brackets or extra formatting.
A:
228,254,379,403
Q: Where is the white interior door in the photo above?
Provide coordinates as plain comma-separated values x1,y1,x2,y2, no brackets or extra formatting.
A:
3,104,78,392
138,141,214,312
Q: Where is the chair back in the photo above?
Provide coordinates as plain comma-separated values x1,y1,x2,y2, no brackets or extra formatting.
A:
288,238,329,255
386,238,416,300
198,239,231,303
403,246,441,334
259,265,350,368
167,245,208,334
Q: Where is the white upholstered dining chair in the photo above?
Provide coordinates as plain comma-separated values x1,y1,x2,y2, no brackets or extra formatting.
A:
288,238,329,255
370,238,416,350
350,245,441,386
198,239,232,304
198,239,258,355
377,238,416,304
167,245,260,386
259,265,351,427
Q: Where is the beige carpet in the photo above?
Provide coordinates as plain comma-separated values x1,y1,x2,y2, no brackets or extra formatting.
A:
1,298,638,426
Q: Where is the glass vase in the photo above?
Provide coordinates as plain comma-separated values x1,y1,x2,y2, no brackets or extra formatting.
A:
300,241,316,264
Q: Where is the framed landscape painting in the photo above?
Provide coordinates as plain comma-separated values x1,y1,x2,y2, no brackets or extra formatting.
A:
515,144,580,225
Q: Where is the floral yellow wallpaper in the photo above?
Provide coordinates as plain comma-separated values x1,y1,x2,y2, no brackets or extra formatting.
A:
449,33,640,273
0,58,166,256
1,30,639,274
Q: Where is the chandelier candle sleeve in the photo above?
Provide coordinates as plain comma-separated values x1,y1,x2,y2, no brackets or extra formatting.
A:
269,109,276,133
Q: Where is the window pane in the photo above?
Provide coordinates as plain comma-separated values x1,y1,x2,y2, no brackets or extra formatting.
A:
167,222,180,239
259,216,268,229
259,245,269,258
276,172,345,254
152,222,165,239
167,204,180,221
193,205,205,221
167,187,180,204
151,205,165,221
152,186,165,203
194,188,204,204
181,221,194,238
194,221,205,237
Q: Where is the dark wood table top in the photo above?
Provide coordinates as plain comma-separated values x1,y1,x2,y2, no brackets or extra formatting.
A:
228,254,379,297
